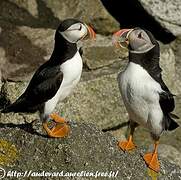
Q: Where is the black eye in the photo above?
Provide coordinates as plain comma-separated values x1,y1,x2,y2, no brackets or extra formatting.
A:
138,32,142,39
79,24,82,31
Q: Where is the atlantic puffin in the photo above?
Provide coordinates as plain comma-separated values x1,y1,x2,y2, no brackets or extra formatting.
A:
113,27,179,172
2,18,96,138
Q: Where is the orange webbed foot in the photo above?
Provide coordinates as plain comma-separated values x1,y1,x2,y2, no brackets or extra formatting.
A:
49,113,66,123
118,135,136,151
143,152,160,172
43,113,70,138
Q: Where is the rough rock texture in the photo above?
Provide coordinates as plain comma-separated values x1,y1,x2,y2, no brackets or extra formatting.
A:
9,0,38,18
0,123,181,180
159,43,176,93
0,23,48,81
81,35,128,70
171,37,181,95
43,0,120,35
0,82,38,124
59,74,127,129
159,144,181,168
138,0,181,36
0,0,119,34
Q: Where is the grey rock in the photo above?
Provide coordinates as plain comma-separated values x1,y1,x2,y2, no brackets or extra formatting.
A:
171,37,181,95
159,43,176,93
0,0,119,34
81,35,128,70
0,23,47,81
0,47,6,81
0,123,180,180
42,0,120,35
9,0,38,17
58,74,128,130
158,144,181,167
0,82,39,124
17,26,54,57
138,0,181,36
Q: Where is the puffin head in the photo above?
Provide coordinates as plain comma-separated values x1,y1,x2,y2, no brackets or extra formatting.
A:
56,18,96,43
113,27,158,53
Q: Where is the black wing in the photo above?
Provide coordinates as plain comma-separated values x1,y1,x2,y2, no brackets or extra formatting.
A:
153,72,175,113
154,72,179,130
2,62,63,113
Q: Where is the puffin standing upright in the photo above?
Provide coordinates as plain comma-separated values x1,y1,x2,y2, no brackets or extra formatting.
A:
113,27,179,172
2,18,96,138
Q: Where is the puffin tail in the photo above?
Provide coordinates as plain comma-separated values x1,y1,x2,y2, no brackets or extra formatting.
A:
1,97,25,113
1,103,17,113
164,113,179,131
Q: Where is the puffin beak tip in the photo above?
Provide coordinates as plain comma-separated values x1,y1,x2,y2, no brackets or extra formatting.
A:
112,28,134,48
86,24,96,40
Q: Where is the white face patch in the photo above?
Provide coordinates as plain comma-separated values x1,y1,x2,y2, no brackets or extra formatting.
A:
59,23,88,43
128,30,155,53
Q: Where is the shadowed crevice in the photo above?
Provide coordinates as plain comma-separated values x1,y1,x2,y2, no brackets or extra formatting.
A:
102,121,129,132
0,122,47,137
101,0,176,44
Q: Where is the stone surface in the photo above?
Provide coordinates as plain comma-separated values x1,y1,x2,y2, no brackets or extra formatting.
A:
59,74,128,130
42,0,119,35
0,22,47,81
9,0,38,18
159,43,176,93
81,35,128,70
159,144,181,168
0,82,38,124
0,123,181,180
138,0,181,36
0,0,119,34
171,37,181,95
17,26,54,57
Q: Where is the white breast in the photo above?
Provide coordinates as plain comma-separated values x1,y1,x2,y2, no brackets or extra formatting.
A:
44,51,82,116
118,62,164,133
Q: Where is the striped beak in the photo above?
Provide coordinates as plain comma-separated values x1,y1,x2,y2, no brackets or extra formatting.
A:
112,29,134,48
84,24,96,40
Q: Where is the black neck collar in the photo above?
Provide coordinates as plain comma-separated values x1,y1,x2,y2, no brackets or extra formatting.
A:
129,44,162,77
49,33,77,65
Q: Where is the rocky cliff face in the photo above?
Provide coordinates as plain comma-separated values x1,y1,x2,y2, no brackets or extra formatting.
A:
0,0,181,178
1,123,181,180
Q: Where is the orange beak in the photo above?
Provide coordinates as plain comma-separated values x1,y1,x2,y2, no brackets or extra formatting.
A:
112,29,134,48
85,25,96,40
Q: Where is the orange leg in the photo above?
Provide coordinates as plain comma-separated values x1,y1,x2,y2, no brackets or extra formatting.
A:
143,141,160,172
118,122,137,151
43,113,70,138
